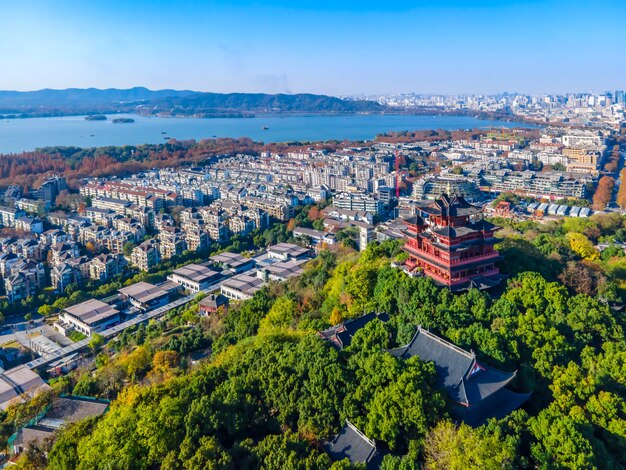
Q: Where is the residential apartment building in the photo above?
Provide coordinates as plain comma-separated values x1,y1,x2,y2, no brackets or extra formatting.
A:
131,239,161,271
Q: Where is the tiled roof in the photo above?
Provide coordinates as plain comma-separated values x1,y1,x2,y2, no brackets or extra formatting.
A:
390,327,516,406
319,312,389,350
325,420,378,466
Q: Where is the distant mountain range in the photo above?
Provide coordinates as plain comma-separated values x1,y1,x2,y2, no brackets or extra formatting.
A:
0,87,383,118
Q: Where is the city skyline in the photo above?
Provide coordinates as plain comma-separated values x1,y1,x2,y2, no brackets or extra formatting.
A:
1,0,625,95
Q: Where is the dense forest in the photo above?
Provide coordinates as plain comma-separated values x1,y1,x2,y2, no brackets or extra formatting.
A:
6,210,626,469
146,93,384,116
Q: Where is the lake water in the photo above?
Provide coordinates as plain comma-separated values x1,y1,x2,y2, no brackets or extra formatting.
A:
0,113,534,153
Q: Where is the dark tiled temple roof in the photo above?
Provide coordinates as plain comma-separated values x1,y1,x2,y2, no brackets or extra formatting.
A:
389,327,520,406
325,420,379,467
431,225,478,238
318,312,390,350
402,215,425,226
468,219,499,232
453,388,532,427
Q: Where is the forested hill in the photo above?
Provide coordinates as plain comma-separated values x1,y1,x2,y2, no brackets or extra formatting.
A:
146,92,384,115
0,88,383,117
0,87,195,108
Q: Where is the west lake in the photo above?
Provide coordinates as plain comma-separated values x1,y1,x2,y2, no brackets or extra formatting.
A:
0,113,535,153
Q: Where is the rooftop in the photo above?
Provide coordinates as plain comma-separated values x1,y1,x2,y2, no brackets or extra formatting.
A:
222,273,264,295
418,193,481,218
388,326,529,425
171,264,220,283
63,299,120,325
118,282,168,304
0,366,50,410
325,420,378,467
209,251,254,269
268,242,310,258
264,258,308,280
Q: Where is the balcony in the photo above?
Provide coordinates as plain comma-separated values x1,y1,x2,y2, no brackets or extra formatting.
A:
404,244,500,268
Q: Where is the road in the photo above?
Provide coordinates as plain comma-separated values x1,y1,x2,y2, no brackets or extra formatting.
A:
25,279,228,371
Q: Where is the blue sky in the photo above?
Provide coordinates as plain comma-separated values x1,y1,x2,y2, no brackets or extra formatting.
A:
0,0,624,95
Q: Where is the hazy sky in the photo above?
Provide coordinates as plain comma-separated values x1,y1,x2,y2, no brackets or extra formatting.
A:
1,0,624,95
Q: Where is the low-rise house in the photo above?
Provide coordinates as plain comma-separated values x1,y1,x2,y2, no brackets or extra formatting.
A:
0,366,50,410
293,227,335,247
209,252,255,274
119,282,169,311
167,264,221,293
258,258,308,282
267,242,310,261
221,273,264,301
198,293,229,315
56,299,121,337
11,396,109,455
323,207,374,224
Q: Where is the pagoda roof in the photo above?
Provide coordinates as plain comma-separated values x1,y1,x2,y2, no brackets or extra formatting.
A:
402,215,425,226
452,388,531,427
417,194,482,218
431,225,479,238
452,274,506,291
468,219,499,232
388,327,517,406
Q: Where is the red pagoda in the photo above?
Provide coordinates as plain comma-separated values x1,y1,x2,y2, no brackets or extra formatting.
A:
402,194,504,291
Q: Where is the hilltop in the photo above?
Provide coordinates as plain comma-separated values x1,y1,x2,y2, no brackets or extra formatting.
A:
0,88,383,118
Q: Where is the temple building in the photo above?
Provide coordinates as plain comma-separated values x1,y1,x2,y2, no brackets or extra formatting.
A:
390,326,530,426
324,420,382,468
318,312,389,350
402,193,504,291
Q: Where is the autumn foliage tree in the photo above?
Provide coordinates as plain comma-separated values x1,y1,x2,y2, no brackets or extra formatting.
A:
603,145,621,173
592,176,614,210
616,168,626,209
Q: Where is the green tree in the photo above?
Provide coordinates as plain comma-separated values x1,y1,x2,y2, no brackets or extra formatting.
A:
88,333,104,353
123,241,137,257
424,420,519,470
